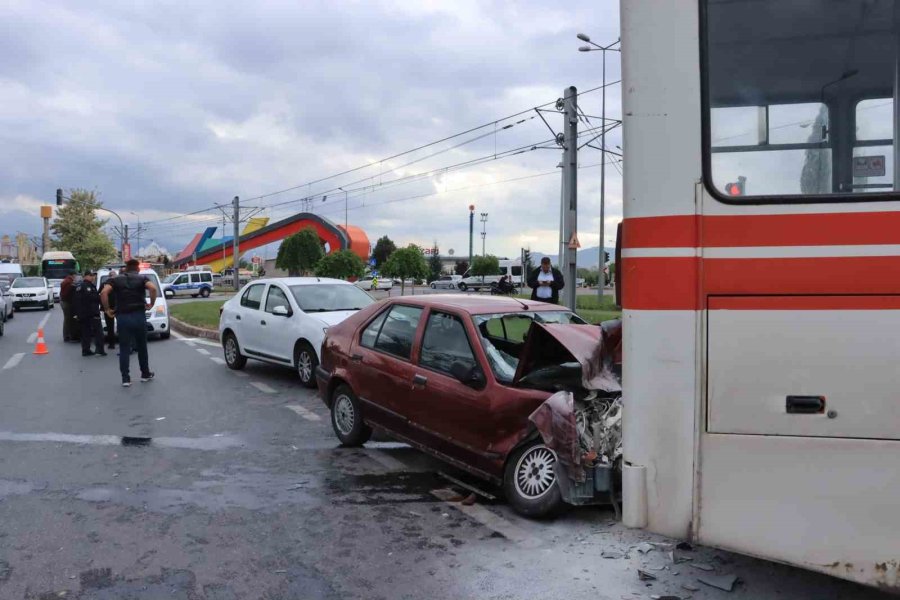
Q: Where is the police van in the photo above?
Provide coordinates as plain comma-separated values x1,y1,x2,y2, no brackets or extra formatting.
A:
161,270,214,298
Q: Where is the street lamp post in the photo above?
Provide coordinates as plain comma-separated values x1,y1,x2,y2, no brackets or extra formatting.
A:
578,33,621,299
129,211,141,259
59,192,127,258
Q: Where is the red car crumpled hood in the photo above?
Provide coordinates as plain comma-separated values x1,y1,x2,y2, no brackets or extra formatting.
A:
512,321,621,393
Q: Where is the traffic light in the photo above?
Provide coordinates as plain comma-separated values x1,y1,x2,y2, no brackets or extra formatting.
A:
56,188,63,206
603,250,610,263
724,176,746,196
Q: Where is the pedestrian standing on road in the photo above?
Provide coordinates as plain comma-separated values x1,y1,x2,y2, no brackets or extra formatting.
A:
60,272,78,342
527,257,565,305
101,270,118,350
73,271,106,357
100,259,156,387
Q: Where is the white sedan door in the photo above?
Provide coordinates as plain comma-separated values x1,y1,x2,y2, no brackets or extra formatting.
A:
234,282,268,356
257,284,296,365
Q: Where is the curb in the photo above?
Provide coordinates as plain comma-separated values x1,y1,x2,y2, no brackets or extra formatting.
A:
169,316,220,341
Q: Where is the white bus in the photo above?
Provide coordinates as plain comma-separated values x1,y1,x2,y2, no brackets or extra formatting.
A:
41,251,79,300
620,0,899,590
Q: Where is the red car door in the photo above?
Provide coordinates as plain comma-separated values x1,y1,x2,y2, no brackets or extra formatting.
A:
349,303,425,436
405,308,498,477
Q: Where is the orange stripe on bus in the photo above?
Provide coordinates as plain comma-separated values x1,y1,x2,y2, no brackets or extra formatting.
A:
622,256,900,310
624,212,900,248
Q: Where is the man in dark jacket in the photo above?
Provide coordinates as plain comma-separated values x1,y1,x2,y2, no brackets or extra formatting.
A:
527,257,565,304
60,273,78,342
100,259,157,387
73,271,106,356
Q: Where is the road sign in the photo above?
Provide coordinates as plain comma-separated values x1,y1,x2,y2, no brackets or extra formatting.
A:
369,258,376,266
567,233,581,250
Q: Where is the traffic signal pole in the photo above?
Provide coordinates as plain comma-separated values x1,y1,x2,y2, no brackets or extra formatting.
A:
561,86,578,312
232,196,240,291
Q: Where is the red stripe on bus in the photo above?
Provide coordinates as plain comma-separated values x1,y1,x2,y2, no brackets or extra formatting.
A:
624,212,900,248
709,296,900,310
622,256,900,310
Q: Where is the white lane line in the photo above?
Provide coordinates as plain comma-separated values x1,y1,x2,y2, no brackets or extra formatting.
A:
431,488,541,548
233,371,248,378
285,404,322,421
27,332,37,344
171,331,221,347
196,348,211,356
3,353,25,370
249,381,277,394
0,431,242,450
366,449,408,471
210,357,226,365
38,312,51,329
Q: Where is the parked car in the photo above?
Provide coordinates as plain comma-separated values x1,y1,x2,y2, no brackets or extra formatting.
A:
354,277,393,291
0,280,14,320
9,276,54,311
430,275,462,290
219,277,375,387
315,295,618,517
98,267,171,340
161,270,214,298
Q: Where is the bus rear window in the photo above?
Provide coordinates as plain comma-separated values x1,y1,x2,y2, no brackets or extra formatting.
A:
703,0,897,201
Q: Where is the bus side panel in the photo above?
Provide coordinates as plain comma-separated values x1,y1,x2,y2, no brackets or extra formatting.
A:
700,433,900,588
622,309,699,539
621,0,703,539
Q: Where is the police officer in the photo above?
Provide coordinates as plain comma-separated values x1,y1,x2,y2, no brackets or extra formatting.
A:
100,259,157,387
73,271,106,357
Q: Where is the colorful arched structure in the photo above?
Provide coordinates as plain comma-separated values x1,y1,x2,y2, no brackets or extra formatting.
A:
172,212,370,270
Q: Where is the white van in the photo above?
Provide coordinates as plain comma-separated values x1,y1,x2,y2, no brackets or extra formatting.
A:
98,267,170,340
0,262,24,284
458,259,524,291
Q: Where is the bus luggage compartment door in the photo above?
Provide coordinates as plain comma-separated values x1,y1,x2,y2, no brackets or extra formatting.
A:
707,295,900,440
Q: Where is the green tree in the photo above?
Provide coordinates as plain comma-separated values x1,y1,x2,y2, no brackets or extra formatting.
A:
371,235,396,269
470,254,500,278
315,250,366,279
382,245,428,295
50,189,117,271
454,260,469,276
577,267,600,287
427,243,443,282
607,262,615,286
276,227,324,276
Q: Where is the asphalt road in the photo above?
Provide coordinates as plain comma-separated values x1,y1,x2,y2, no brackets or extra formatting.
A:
0,307,889,599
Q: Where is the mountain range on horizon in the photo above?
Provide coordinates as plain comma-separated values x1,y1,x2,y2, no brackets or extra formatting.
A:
528,246,614,270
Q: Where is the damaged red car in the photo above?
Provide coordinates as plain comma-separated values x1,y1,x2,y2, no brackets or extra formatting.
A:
315,295,622,518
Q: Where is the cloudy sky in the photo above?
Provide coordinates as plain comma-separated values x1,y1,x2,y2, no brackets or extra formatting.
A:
1,0,623,263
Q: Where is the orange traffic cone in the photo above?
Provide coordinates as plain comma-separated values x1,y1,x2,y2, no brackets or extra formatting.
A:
33,328,48,355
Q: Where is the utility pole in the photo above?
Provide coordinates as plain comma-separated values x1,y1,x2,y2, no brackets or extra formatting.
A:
599,48,607,297
468,205,474,268
124,224,130,260
480,212,488,256
561,86,578,311
232,196,240,291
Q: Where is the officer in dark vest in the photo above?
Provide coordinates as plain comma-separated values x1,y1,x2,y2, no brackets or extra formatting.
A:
73,271,106,357
100,259,157,387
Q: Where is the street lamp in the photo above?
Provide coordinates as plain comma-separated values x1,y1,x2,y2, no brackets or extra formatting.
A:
576,33,621,298
58,191,127,258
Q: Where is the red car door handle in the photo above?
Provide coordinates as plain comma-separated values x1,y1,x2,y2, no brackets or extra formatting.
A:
235,315,241,320
260,320,267,326
351,353,363,362
412,374,428,386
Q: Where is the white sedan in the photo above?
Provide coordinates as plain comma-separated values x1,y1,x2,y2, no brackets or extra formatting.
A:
354,277,393,291
219,277,375,387
430,275,462,290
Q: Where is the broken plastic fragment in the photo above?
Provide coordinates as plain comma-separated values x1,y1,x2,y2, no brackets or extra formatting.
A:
690,562,715,572
637,569,657,581
697,573,739,592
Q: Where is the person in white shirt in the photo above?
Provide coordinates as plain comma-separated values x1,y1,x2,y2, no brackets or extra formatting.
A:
527,257,565,304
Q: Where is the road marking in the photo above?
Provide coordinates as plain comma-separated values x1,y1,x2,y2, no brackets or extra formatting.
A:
27,332,37,344
249,381,277,394
0,431,242,450
196,348,211,355
38,312,51,329
233,371,248,378
431,488,541,547
171,331,220,347
210,357,226,365
285,404,322,421
3,353,25,370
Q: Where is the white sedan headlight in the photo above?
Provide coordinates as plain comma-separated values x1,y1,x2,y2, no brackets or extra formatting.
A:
154,305,166,317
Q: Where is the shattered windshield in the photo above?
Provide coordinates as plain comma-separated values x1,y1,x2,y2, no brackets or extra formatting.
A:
472,310,587,383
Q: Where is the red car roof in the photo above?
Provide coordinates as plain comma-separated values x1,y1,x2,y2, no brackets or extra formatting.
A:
382,294,565,315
